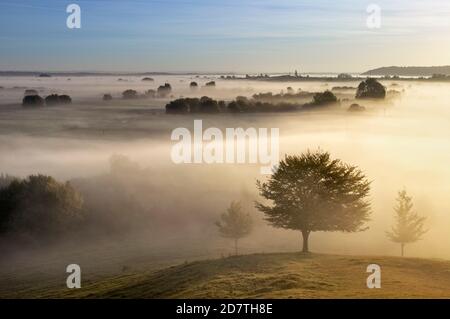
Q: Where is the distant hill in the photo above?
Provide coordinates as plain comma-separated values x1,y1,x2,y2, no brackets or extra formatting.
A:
362,66,450,76
0,71,196,77
17,253,450,298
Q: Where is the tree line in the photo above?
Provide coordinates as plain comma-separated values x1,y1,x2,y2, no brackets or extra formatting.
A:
166,78,387,114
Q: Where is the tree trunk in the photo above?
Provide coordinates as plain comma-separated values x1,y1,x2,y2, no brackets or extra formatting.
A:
234,238,238,255
401,243,404,257
301,231,310,253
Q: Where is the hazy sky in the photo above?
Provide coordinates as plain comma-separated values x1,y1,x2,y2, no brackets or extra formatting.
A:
1,0,450,73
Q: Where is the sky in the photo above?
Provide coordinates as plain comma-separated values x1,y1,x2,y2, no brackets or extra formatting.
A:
0,0,450,73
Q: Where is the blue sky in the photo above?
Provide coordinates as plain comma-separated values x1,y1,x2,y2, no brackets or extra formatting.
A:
1,0,450,72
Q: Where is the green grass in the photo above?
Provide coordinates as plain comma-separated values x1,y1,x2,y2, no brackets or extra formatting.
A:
9,252,450,299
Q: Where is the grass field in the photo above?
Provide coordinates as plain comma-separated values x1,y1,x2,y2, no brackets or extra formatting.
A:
6,253,449,299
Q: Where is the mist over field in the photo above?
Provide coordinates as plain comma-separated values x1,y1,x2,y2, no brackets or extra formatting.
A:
0,75,449,270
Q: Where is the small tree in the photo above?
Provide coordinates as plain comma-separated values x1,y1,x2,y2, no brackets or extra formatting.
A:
216,201,253,255
256,150,371,253
386,190,427,257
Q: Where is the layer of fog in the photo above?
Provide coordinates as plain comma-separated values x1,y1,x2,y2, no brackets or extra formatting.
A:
0,76,449,288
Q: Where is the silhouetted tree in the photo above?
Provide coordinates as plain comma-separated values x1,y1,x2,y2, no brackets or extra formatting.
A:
22,95,44,107
145,89,156,98
218,100,226,111
165,97,194,113
157,83,172,98
122,89,138,99
310,90,338,106
59,95,72,104
227,101,241,113
0,174,16,189
45,94,61,106
185,98,201,113
348,103,365,112
166,98,189,114
256,150,371,253
386,190,427,257
356,78,386,99
199,96,220,113
216,201,253,255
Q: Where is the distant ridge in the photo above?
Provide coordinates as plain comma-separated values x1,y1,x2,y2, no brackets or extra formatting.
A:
362,66,450,76
0,71,187,77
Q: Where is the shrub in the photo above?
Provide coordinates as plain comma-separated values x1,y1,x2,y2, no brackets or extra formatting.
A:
142,77,154,82
22,95,44,107
205,81,216,87
103,94,113,101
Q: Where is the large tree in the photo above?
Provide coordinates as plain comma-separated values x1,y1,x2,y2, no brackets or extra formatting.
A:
256,150,371,253
386,190,427,257
216,201,253,255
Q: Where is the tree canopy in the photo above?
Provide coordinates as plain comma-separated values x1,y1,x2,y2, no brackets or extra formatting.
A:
256,150,371,252
356,78,386,99
311,90,338,105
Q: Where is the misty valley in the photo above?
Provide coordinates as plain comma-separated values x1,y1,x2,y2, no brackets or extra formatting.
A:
0,74,449,298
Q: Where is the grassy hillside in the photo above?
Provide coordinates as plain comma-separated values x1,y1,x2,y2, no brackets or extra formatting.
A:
19,253,450,299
